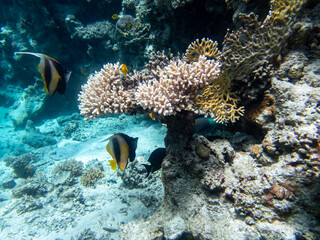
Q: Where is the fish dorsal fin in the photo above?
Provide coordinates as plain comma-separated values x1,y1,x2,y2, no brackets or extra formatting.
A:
14,52,61,64
14,52,46,59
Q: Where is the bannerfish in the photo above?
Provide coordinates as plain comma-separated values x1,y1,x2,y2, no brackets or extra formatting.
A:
106,133,138,171
142,148,166,177
14,52,72,96
194,117,218,133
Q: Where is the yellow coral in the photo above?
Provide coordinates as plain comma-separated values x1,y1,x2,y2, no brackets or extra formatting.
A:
184,38,221,63
269,0,305,23
193,72,245,123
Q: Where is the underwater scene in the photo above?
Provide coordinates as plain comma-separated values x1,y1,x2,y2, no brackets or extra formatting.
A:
0,0,319,239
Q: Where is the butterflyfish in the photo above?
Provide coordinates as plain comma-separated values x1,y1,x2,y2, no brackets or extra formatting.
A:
106,133,138,171
120,64,129,76
112,14,119,20
142,148,166,177
14,52,72,96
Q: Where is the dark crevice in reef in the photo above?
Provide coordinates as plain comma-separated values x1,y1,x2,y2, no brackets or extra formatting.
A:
156,0,233,53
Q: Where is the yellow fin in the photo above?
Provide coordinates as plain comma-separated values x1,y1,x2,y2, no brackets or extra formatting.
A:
108,159,117,170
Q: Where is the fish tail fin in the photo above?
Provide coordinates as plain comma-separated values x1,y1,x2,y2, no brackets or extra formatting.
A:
142,164,151,177
14,52,44,59
108,160,117,171
64,70,72,83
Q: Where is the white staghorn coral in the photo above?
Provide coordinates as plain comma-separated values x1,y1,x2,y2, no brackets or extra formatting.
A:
137,55,221,116
78,62,135,120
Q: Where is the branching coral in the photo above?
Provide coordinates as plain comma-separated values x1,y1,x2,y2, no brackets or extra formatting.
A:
52,159,84,178
184,38,221,63
221,0,305,80
137,55,221,116
193,72,245,123
78,53,222,119
4,153,36,178
183,38,244,122
80,168,104,187
269,0,305,23
78,62,137,120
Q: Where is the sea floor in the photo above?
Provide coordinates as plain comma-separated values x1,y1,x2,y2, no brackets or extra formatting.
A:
0,109,166,239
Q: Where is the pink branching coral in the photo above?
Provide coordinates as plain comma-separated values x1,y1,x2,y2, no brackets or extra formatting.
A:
78,55,221,119
78,62,137,120
137,55,221,116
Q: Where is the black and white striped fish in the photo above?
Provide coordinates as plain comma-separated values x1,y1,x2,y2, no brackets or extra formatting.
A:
14,52,72,96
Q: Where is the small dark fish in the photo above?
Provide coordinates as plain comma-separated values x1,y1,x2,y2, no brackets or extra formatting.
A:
142,148,166,177
106,133,138,171
194,117,218,133
14,52,72,96
103,227,118,233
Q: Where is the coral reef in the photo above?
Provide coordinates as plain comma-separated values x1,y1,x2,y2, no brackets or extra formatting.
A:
184,38,221,62
80,168,104,187
118,3,320,238
78,62,137,119
137,55,221,116
12,173,53,198
51,159,84,186
78,53,221,119
4,153,36,179
1,0,320,239
222,0,305,80
193,72,245,123
220,0,305,108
